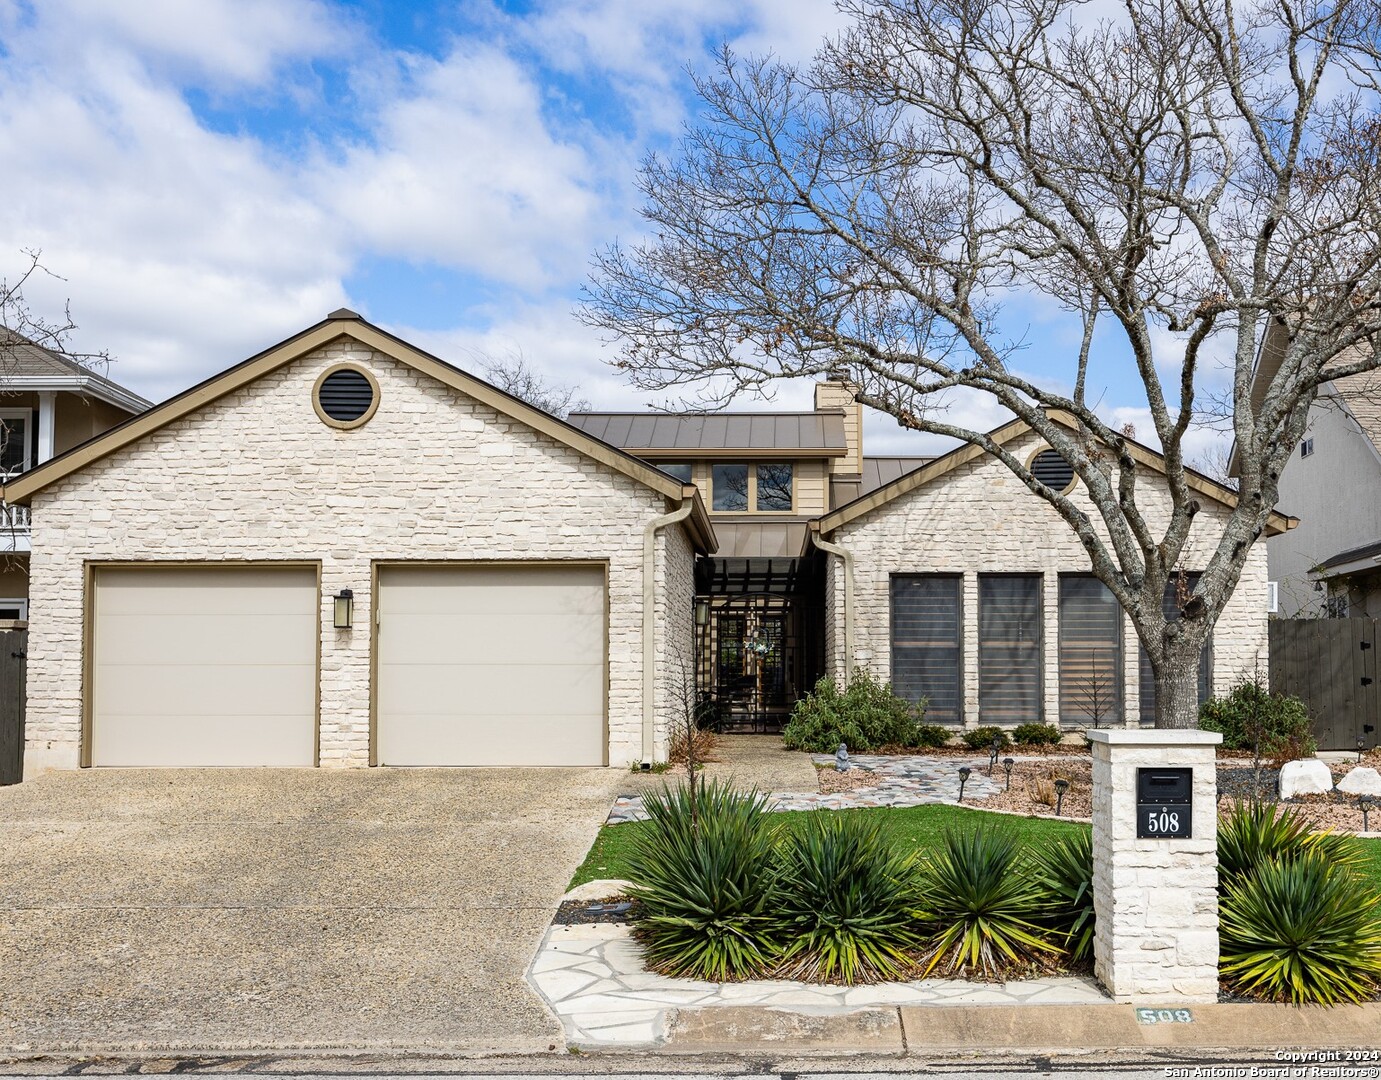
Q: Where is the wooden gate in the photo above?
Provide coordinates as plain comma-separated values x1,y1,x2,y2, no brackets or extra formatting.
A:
0,628,25,785
1268,618,1379,751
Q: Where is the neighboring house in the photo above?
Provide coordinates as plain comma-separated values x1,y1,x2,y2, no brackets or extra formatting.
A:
7,310,713,774
6,310,1285,775
0,328,151,619
1248,329,1381,618
572,394,1289,734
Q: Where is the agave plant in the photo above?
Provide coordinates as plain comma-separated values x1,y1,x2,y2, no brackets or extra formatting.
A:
1031,829,1095,963
773,812,927,984
1220,850,1381,1005
1217,800,1364,891
915,826,1059,978
625,778,780,981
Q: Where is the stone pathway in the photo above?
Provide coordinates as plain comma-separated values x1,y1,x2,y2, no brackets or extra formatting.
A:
607,753,1004,823
527,921,1110,1047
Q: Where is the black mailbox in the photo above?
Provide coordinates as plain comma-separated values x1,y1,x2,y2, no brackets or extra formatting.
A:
1136,767,1193,839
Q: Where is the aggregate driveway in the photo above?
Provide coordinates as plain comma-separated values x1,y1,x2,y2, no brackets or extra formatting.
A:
0,767,626,1053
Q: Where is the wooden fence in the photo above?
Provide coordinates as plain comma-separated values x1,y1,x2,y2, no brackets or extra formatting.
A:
1268,617,1379,751
0,628,25,785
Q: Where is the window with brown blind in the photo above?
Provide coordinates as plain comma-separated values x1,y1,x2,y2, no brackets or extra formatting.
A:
979,574,1042,723
890,575,962,723
1059,575,1122,726
1138,574,1213,725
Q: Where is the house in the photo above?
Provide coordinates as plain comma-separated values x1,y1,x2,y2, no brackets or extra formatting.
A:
6,310,713,773
573,394,1289,734
1248,330,1381,618
6,311,1285,775
0,328,152,619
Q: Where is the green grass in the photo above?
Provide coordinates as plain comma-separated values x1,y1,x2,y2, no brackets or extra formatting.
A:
569,803,1088,888
570,804,1381,891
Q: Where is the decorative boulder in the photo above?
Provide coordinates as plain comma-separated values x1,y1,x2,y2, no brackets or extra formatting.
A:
1337,767,1381,797
1279,758,1335,799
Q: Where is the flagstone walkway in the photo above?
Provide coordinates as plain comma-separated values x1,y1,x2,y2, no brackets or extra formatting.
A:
606,752,1005,823
527,920,1110,1047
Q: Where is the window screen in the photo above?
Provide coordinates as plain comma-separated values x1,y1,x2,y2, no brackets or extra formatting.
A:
979,575,1042,723
891,575,962,723
1059,576,1122,725
712,464,748,510
1138,574,1213,724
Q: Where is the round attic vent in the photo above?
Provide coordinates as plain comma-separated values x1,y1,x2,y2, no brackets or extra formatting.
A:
313,365,379,429
1030,448,1076,494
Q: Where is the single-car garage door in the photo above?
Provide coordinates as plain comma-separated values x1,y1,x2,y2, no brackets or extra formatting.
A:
91,566,318,767
376,564,606,766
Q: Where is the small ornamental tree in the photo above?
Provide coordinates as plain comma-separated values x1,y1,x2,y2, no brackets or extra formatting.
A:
583,0,1381,727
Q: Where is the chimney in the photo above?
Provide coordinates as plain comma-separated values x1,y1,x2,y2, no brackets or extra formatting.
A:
814,379,863,477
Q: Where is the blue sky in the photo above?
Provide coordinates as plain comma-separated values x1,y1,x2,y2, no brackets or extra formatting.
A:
0,0,1224,458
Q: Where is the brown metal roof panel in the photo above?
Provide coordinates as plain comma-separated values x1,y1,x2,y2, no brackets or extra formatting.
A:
724,415,753,447
819,414,848,448
607,415,640,446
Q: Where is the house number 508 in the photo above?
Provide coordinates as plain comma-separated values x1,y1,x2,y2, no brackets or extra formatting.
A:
1145,810,1181,834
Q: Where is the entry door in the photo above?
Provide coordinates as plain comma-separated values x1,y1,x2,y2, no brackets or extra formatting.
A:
375,564,606,766
91,566,318,766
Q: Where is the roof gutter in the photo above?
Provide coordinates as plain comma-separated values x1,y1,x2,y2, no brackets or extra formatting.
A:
642,496,695,764
809,523,855,682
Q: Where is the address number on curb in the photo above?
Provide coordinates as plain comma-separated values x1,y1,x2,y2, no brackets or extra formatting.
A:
1135,1008,1194,1024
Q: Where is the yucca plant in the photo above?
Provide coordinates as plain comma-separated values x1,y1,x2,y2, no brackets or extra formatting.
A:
1220,851,1381,1005
915,826,1059,978
1217,800,1364,891
1031,830,1095,963
773,812,927,984
625,779,780,981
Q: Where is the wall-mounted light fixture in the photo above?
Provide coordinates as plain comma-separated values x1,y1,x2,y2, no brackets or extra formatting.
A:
694,598,710,627
334,588,354,630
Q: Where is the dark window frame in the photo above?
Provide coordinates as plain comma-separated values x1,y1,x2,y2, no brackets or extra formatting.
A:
978,573,1044,724
890,573,964,725
1058,574,1123,727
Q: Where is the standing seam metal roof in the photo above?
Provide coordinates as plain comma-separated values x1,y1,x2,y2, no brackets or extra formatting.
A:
565,411,848,453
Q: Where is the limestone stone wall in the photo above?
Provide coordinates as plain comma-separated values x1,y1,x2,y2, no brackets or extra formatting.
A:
822,430,1271,726
655,517,696,761
24,338,696,771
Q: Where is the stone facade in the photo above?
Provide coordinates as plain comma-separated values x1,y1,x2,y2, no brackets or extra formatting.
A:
821,430,1271,727
24,338,697,772
1088,729,1221,1003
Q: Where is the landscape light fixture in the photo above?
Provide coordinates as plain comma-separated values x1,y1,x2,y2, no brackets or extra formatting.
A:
1361,794,1374,833
333,589,354,630
1054,778,1070,817
957,766,971,803
1002,757,1015,791
989,735,1003,773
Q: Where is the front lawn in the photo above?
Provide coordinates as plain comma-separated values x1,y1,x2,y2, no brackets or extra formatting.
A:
570,803,1381,890
569,803,1088,888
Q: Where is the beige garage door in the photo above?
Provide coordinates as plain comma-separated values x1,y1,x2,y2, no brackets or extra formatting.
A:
91,566,317,767
376,564,606,766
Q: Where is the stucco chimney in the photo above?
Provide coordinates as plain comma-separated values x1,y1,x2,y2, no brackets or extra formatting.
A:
814,380,863,477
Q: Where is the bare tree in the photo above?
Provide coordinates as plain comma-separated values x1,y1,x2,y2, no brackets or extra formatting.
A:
479,348,591,418
1074,651,1117,730
1190,442,1239,489
1,250,111,374
581,0,1381,728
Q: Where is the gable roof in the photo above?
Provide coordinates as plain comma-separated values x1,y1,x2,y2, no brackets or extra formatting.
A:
0,327,151,413
566,410,847,458
2,310,716,553
811,411,1296,542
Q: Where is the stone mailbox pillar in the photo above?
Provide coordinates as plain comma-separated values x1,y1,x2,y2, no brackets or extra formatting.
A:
1087,729,1221,1003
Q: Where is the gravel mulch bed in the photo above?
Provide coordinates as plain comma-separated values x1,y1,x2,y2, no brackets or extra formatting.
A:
554,896,639,925
881,742,1091,757
968,758,1093,820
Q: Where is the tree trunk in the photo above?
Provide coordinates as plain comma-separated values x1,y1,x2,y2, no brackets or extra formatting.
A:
1154,663,1201,729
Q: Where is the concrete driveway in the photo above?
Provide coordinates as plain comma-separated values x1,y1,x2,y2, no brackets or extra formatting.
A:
0,767,625,1053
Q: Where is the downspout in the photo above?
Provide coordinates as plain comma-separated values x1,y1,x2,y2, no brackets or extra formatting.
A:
811,530,855,682
642,497,694,765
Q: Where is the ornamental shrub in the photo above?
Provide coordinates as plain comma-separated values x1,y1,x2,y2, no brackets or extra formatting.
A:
1220,851,1381,1005
773,813,927,983
961,725,1012,751
781,670,923,753
626,779,781,980
1012,723,1063,748
1031,830,1095,962
1217,801,1365,893
913,723,953,749
1199,681,1317,763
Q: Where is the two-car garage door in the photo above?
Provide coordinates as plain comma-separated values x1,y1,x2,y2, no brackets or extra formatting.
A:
89,563,606,767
